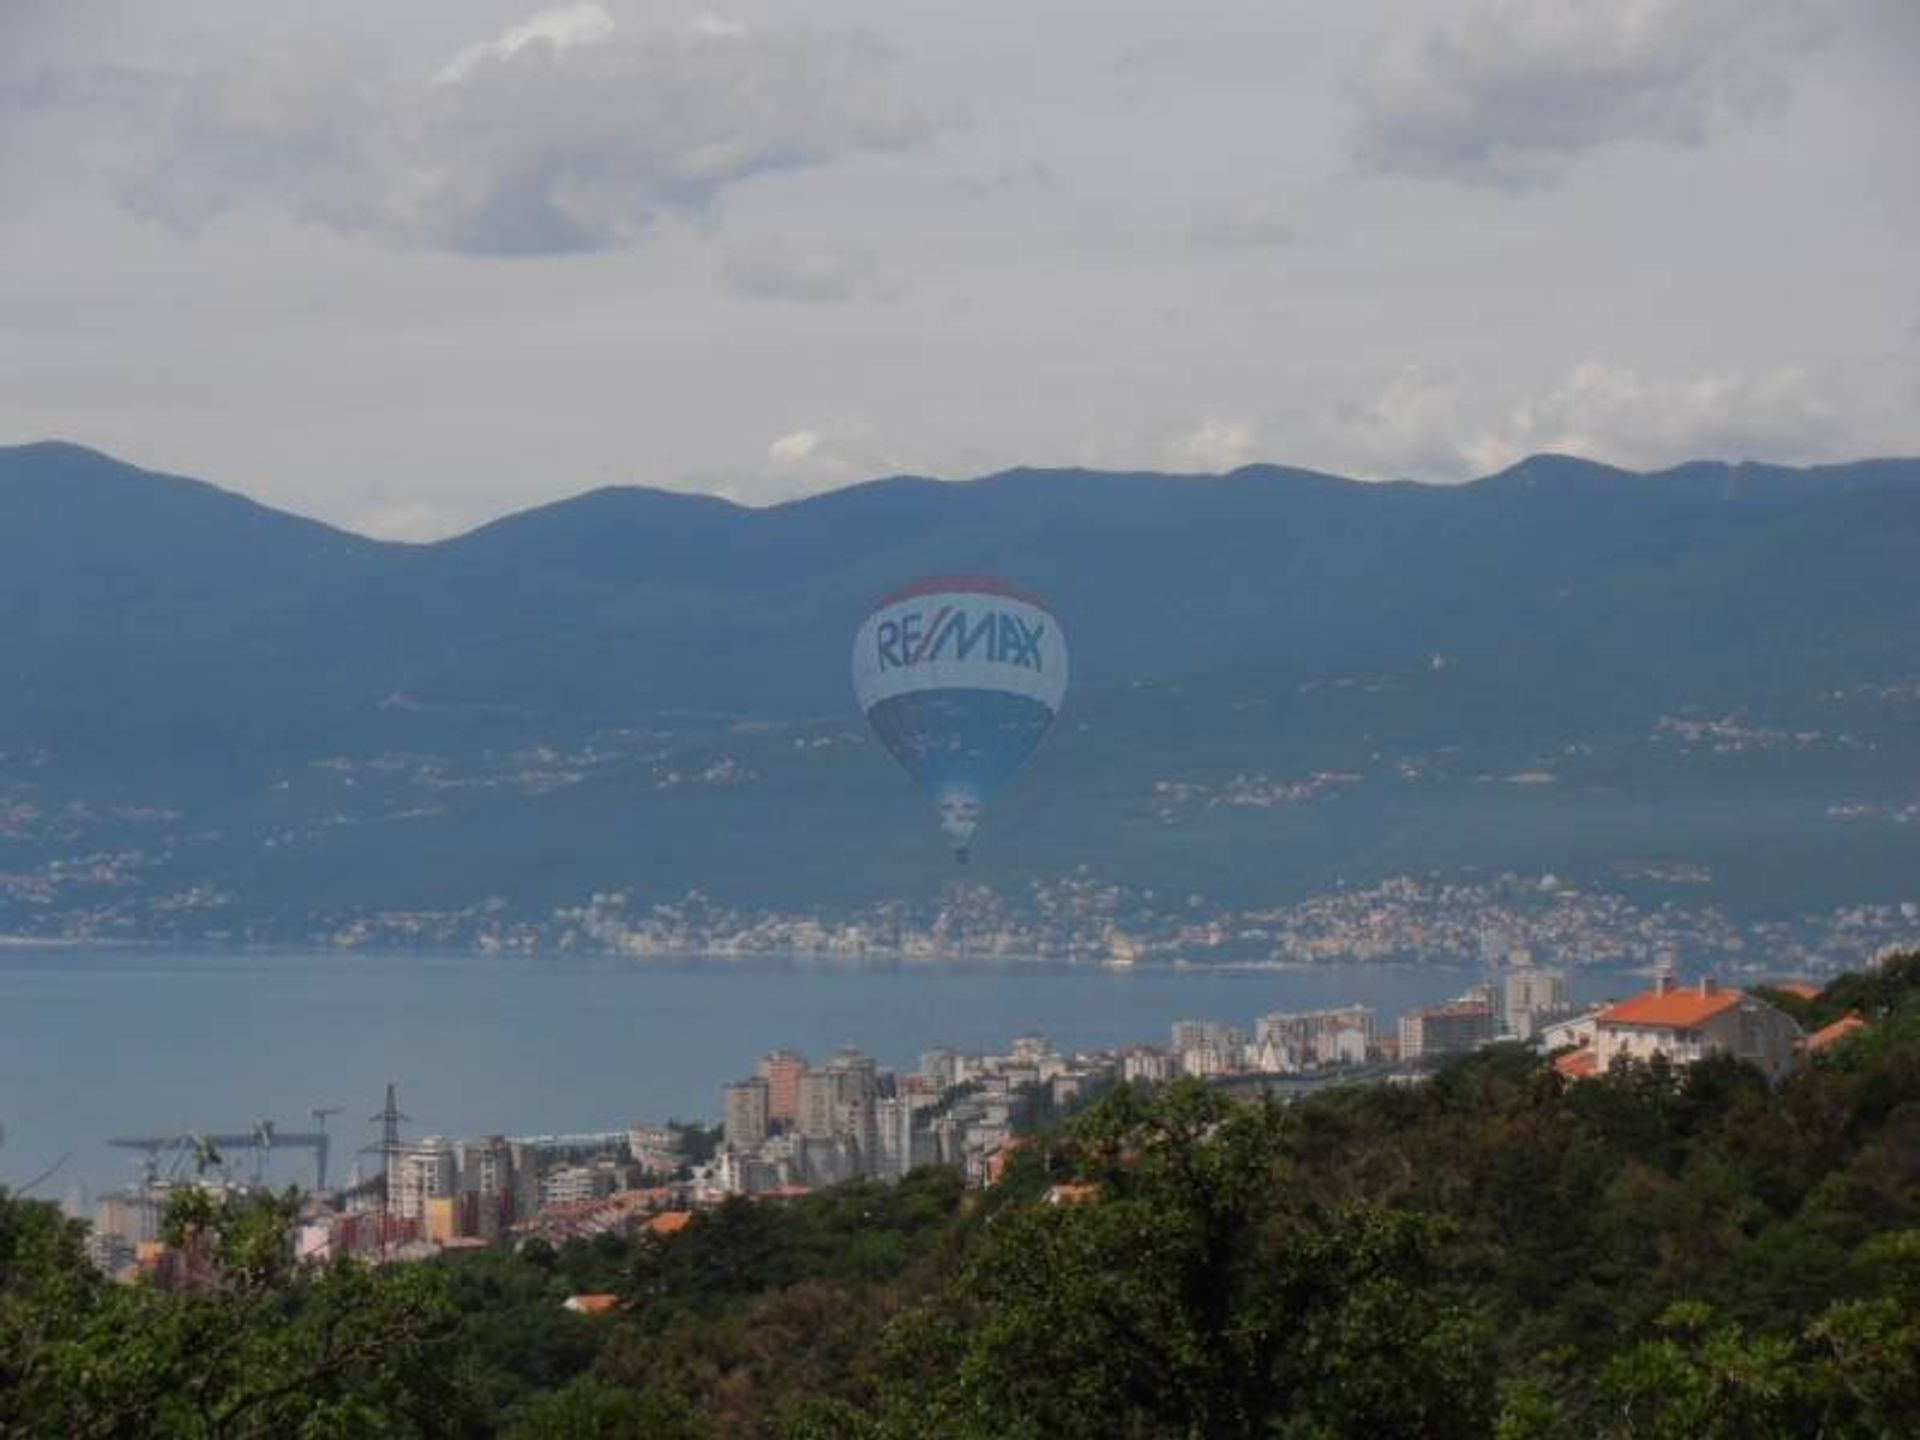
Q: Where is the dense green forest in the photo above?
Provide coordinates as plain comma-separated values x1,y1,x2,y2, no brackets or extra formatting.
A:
5,955,1918,1437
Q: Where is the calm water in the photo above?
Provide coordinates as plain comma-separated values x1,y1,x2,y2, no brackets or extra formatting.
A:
0,947,1633,1203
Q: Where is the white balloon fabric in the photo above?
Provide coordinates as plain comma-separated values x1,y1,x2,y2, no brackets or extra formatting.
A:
851,576,1068,861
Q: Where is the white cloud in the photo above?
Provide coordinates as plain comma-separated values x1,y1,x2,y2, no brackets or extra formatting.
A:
721,242,883,303
766,429,823,465
1465,361,1844,472
1165,418,1259,472
756,418,902,497
433,3,616,86
1340,360,1847,479
1337,364,1472,478
119,8,932,255
1351,0,1831,190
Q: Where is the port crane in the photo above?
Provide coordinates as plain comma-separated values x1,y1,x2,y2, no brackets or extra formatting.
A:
108,1115,336,1189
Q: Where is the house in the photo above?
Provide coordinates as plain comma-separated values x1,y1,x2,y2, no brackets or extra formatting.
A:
1770,980,1822,1002
562,1293,620,1317
1803,1012,1868,1054
1574,975,1802,1081
1538,1008,1603,1054
1551,1048,1600,1080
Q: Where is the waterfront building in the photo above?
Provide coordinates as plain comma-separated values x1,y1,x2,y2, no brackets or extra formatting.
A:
456,1137,520,1238
757,1048,807,1127
388,1138,457,1221
1010,1034,1050,1063
796,1070,838,1141
626,1125,682,1177
1503,968,1571,1039
539,1159,623,1208
723,1077,771,1151
423,1196,462,1245
872,1094,929,1180
1537,1008,1602,1053
1121,1047,1172,1083
94,1185,168,1251
827,1046,878,1098
1398,1002,1495,1061
1171,1020,1241,1077
920,1047,960,1091
712,1147,781,1196
1254,1006,1375,1068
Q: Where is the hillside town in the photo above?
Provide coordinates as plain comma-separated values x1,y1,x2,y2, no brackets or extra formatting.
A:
82,960,1873,1289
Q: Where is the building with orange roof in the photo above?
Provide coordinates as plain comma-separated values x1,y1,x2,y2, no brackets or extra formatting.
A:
1770,980,1822,1002
1587,975,1801,1081
1803,1012,1868,1054
646,1209,695,1237
562,1293,621,1317
983,1135,1030,1186
1551,1048,1600,1080
1043,1182,1101,1207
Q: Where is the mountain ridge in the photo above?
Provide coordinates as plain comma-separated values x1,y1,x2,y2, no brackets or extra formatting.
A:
1,440,1916,944
10,440,1919,551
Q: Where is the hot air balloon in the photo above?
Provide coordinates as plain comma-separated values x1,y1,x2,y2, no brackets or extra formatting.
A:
852,576,1068,862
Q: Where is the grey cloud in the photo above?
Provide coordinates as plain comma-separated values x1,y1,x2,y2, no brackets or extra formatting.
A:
115,9,933,255
1190,204,1298,249
721,242,884,304
1351,0,1831,190
953,159,1057,201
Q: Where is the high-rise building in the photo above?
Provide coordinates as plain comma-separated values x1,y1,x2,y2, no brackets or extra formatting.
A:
827,1049,879,1172
920,1047,959,1091
1503,968,1571,1039
1254,1006,1375,1067
1170,1021,1240,1077
388,1138,457,1221
1398,1002,1495,1061
1121,1047,1172,1083
873,1095,929,1181
827,1046,878,1098
539,1160,623,1208
724,1077,772,1151
1010,1034,1050,1063
94,1185,168,1251
458,1137,519,1237
796,1070,838,1141
758,1049,807,1128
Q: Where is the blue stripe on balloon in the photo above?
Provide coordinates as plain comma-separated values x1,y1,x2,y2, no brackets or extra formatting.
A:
863,688,1057,800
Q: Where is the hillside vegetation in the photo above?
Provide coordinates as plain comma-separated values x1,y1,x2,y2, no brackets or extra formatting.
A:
4,954,1918,1436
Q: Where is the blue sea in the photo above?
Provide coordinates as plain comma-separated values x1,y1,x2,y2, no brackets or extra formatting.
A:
0,946,1637,1204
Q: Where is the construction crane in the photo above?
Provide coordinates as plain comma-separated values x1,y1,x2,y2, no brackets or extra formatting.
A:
108,1120,333,1191
309,1108,342,1188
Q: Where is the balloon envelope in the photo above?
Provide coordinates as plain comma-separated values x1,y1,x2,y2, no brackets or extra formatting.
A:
851,576,1068,860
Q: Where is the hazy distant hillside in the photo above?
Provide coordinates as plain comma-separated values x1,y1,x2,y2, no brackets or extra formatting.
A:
2,441,1917,947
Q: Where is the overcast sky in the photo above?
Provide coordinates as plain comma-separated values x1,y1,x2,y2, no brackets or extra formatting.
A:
2,0,1915,538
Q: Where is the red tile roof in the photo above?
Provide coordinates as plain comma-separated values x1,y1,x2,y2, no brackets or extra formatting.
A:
1598,986,1743,1030
1553,1048,1600,1079
1804,1013,1868,1053
564,1293,620,1316
647,1210,694,1236
1771,980,1822,1001
1044,1182,1102,1206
